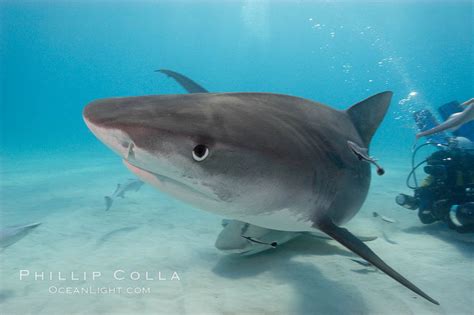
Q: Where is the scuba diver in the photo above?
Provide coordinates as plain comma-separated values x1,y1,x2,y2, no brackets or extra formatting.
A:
396,98,474,233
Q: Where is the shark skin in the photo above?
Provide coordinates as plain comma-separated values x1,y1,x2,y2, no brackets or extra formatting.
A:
83,89,439,305
158,70,380,254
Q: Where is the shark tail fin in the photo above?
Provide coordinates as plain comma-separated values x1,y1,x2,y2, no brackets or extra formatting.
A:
346,91,392,146
105,196,113,211
317,218,439,305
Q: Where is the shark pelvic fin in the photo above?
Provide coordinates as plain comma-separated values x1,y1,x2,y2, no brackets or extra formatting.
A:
346,91,392,146
317,218,439,305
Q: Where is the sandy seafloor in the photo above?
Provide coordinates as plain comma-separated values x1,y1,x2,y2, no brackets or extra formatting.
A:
0,151,472,315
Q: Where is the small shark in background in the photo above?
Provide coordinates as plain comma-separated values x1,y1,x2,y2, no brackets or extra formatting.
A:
417,98,474,139
0,223,41,250
105,179,144,211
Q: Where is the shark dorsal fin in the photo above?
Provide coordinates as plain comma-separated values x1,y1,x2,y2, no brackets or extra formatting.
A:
346,91,392,146
156,69,208,93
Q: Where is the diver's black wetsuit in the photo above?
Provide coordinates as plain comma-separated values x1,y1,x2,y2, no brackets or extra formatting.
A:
416,149,474,233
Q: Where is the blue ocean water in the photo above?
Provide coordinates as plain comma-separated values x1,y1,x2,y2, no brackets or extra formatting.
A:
0,1,473,314
1,1,472,154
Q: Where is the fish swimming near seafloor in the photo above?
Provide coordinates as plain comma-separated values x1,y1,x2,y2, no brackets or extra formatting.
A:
105,178,144,211
0,223,41,249
216,219,377,255
83,73,439,304
417,98,474,139
350,258,372,267
372,212,398,244
372,211,397,224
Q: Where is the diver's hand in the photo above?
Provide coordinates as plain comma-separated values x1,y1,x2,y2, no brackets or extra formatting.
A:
461,98,473,106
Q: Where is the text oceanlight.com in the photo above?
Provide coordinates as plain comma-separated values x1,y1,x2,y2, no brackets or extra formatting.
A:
19,270,181,295
49,286,152,295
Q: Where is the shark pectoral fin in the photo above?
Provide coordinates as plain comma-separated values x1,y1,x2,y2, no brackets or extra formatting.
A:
317,219,439,305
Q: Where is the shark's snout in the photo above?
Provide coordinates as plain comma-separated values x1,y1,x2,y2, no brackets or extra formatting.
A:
83,98,117,128
83,99,135,159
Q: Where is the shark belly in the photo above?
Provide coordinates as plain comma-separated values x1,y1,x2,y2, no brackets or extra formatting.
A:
233,208,315,232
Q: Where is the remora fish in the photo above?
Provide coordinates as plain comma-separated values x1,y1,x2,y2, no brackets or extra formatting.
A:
417,98,474,139
0,223,41,249
105,178,144,211
216,219,376,256
83,87,439,304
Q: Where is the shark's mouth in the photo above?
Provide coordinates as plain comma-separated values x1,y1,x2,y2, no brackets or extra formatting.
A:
122,159,219,202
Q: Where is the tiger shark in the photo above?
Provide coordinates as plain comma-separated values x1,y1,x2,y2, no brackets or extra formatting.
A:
158,69,380,252
83,83,439,304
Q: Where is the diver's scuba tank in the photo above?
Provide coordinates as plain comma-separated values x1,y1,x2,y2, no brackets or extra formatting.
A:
449,203,474,228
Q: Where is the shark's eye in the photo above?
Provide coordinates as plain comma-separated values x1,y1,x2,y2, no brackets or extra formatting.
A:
192,144,209,162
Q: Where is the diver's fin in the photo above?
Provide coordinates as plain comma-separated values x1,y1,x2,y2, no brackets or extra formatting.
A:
156,69,209,93
317,218,439,305
105,196,113,211
345,92,392,146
